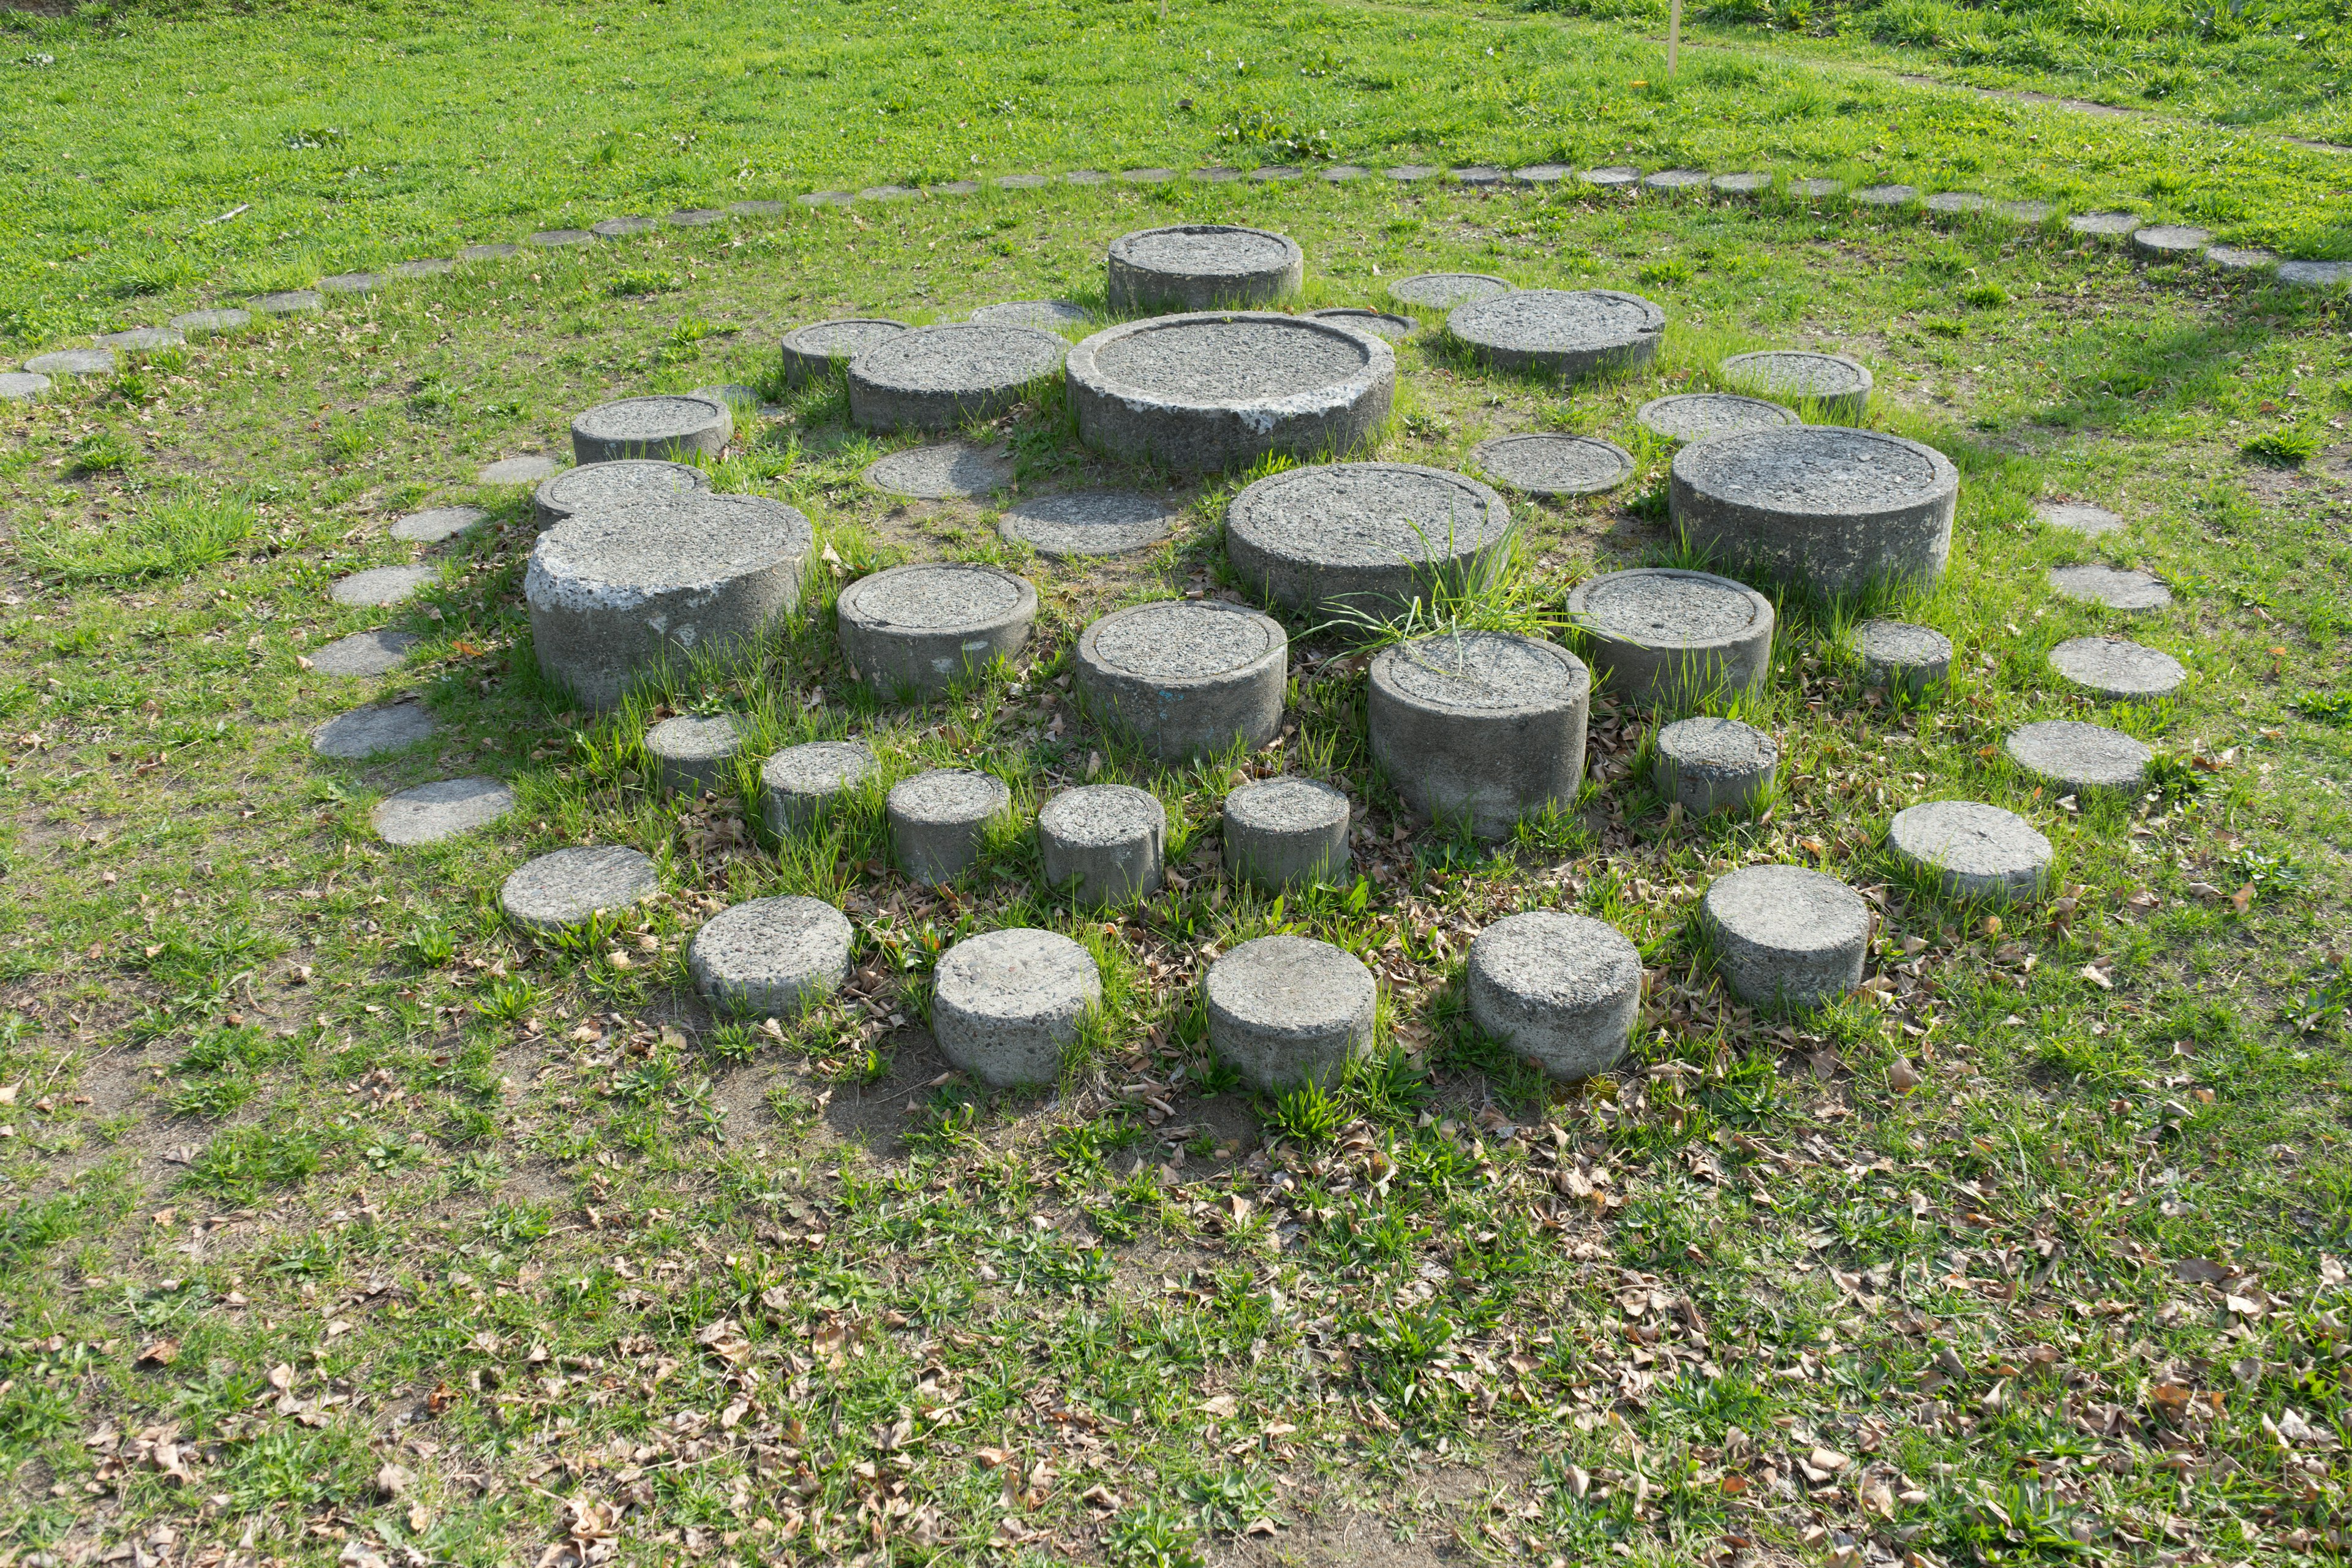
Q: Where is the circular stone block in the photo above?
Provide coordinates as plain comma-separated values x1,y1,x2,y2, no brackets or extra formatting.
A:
1074,599,1287,763
1670,425,1959,596
848,322,1066,432
1039,785,1167,907
837,562,1036,697
533,458,711,529
781,317,908,384
1122,168,1175,184
1717,350,1872,420
2006,719,2152,795
1223,778,1350,893
171,308,252,336
1701,865,1871,1009
1565,568,1775,709
1447,288,1665,382
500,846,657,934
2133,224,2212,260
1227,461,1511,617
1469,433,1634,497
1643,168,1711,194
25,349,113,376
1856,619,1952,696
761,739,878,832
1306,306,1416,341
646,714,742,794
968,300,1092,332
797,191,853,208
1390,273,1513,309
526,493,812,709
1384,165,1438,182
1785,177,1844,199
995,173,1054,189
0,372,48,401
528,229,592,247
94,326,184,350
2049,562,2171,611
864,442,1014,500
571,394,731,465
331,565,434,607
1636,392,1800,444
858,186,916,201
1063,171,1109,186
1322,165,1368,183
252,291,323,316
2036,500,2124,538
311,701,437,759
2205,245,2278,273
2277,260,2352,288
1888,801,2054,902
1466,911,1642,1080
1001,491,1180,558
2049,636,2184,701
318,273,383,295
666,208,726,227
311,629,418,677
729,200,786,216
459,243,522,260
479,454,560,484
1450,165,1506,186
1654,715,1779,817
888,769,1012,885
688,896,853,1018
2067,211,2141,242
1206,935,1376,1093
372,776,513,846
1924,192,1988,217
1579,166,1641,190
1853,184,1918,208
390,505,488,544
932,181,981,196
932,929,1101,1088
1515,164,1569,184
1106,224,1304,312
1067,312,1394,474
1713,173,1772,198
1367,631,1591,839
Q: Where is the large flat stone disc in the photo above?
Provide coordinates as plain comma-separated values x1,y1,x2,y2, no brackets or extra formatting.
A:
1446,288,1665,381
1669,425,1958,595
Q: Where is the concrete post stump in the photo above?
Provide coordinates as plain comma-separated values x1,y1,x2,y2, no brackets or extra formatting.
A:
1106,225,1305,312
1226,461,1512,618
1887,801,2053,902
1038,785,1167,907
761,740,878,832
1223,777,1352,892
888,769,1012,885
571,394,732,465
1669,425,1958,596
1654,716,1779,816
1718,350,1872,421
1205,935,1376,1093
848,323,1066,432
1446,289,1665,382
835,563,1036,698
1073,599,1287,763
2005,720,2152,796
1856,620,1952,696
689,896,853,1018
646,714,743,796
933,929,1101,1088
1368,631,1591,839
1566,568,1774,709
533,458,711,530
1466,911,1642,1080
1701,864,1871,1009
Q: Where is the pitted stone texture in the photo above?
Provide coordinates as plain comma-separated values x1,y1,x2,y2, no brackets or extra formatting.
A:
1207,935,1376,1092
2068,211,2141,241
1451,165,1506,186
1227,461,1511,617
1856,619,1951,696
761,740,878,832
1636,392,1800,444
1001,491,1180,557
968,300,1093,332
479,454,560,484
500,846,657,933
1786,178,1844,198
0,373,48,401
864,443,1014,500
1447,288,1665,382
2049,562,2171,611
1306,307,1416,342
459,243,523,260
373,776,513,846
1579,166,1641,190
94,326,184,350
1223,776,1352,891
1063,171,1110,186
1718,350,1873,421
26,349,113,376
797,191,853,207
782,317,908,384
1074,599,1286,763
2037,501,2125,538
1469,434,1634,497
933,929,1101,1087
1467,911,1642,1080
2049,636,2184,701
528,228,593,247
1567,568,1774,709
1713,172,1772,197
1322,165,1368,183
2206,246,2278,273
1854,184,1918,207
837,563,1036,698
1390,273,1512,308
1643,168,1711,194
1107,224,1304,312
1368,631,1591,839
1890,801,2053,902
391,506,488,544
889,769,1012,885
253,291,323,316
688,896,852,1018
331,565,434,608
1702,865,1871,1009
932,181,982,196
1654,716,1779,816
526,493,812,709
646,714,742,795
1039,785,1167,907
2133,225,2212,260
729,200,787,216
1068,312,1393,474
849,322,1067,432
1670,425,1958,595
1924,192,1988,216
172,308,252,336
533,458,711,529
312,702,438,759
571,394,731,465
995,173,1055,189
2278,260,2352,288
318,272,383,295
312,629,418,677
858,185,918,201
1122,168,1175,184
2006,720,2152,794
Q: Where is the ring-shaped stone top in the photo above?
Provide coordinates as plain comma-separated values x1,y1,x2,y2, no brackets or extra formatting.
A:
1446,288,1665,380
848,322,1068,432
571,394,733,465
1226,461,1511,614
1082,598,1287,685
782,317,908,382
1719,350,1873,417
1370,630,1589,716
526,492,814,612
1106,224,1305,312
837,562,1035,635
533,458,712,529
1636,392,1801,444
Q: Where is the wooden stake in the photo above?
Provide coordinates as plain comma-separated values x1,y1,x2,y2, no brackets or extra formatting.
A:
1668,0,1681,75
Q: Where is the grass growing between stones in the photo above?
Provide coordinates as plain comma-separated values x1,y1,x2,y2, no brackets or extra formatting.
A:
2,173,2352,1566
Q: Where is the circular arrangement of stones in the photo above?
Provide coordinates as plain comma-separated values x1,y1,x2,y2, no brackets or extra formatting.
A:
525,493,812,709
374,777,513,846
1636,392,1800,444
1000,491,1180,558
889,769,1013,885
1038,784,1167,907
1390,273,1512,308
311,701,437,760
1700,865,1871,1010
1067,312,1395,473
1074,599,1287,763
1226,461,1511,616
848,323,1067,432
1205,935,1377,1093
1368,631,1591,839
1856,620,1952,696
1654,716,1779,817
1446,289,1665,382
864,443,1015,501
761,739,878,832
2037,501,2125,538
1887,801,2054,903
1468,434,1634,497
1670,425,1959,595
932,929,1101,1088
2048,636,2184,701
835,562,1036,697
1106,224,1304,312
1305,307,1417,342
1565,568,1775,709
688,896,853,1018
968,300,1092,331
571,394,731,465
646,714,742,795
533,458,711,529
390,506,487,545
1467,911,1642,1080
499,846,658,934
332,565,434,608
1719,350,1873,421
781,317,907,384
1224,776,1352,892
313,629,418,677
2005,719,2153,795
2049,563,2171,611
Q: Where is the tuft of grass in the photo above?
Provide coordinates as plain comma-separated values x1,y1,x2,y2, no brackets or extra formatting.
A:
183,1123,327,1203
21,496,255,583
2242,427,2319,465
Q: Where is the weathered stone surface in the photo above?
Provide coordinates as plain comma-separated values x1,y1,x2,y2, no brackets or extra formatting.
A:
1447,288,1665,381
391,258,456,278
1579,165,1641,190
1106,224,1304,312
459,243,522,260
311,629,418,677
1227,461,1511,616
2278,260,2352,288
1712,172,1772,198
171,308,253,336
857,184,918,201
94,326,184,350
1322,165,1368,183
1785,177,1843,198
1637,391,1800,443
2067,211,2141,241
478,454,560,484
390,506,488,545
1670,424,1959,595
252,291,323,315
781,317,908,384
1063,170,1110,186
967,300,1092,332
1074,599,1286,763
933,929,1101,1087
1887,800,2052,902
1924,191,1987,216
646,714,742,795
528,229,593,247
1717,350,1872,420
2006,719,2152,794
1466,911,1642,1080
1384,165,1439,182
1206,935,1376,1092
761,739,878,832
1389,272,1512,308
1038,784,1167,907
571,394,731,465
2133,224,2212,260
1702,865,1870,1008
331,565,435,608
533,458,710,529
2205,245,2279,273
1515,164,1569,184
888,769,1012,885
1856,619,1951,696
311,701,438,759
500,846,657,933
593,216,657,238
1565,568,1774,708
1853,184,1918,207
2049,636,2184,701
1470,433,1634,497
1121,167,1175,184
1999,199,2055,224
995,173,1054,190
2037,501,2124,537
25,349,113,376
848,322,1066,432
373,776,513,846
2049,562,2171,611
1305,307,1416,341
1068,312,1393,473
1451,165,1506,186
837,562,1036,697
318,272,383,295
1001,491,1180,557
689,896,852,1017
797,191,853,207
0,372,48,401
932,180,982,196
1654,715,1778,816
864,442,1014,500
1642,168,1710,194
1368,631,1590,838
1223,776,1351,892
665,208,728,227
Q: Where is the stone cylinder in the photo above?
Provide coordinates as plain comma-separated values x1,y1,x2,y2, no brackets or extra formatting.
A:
1367,631,1590,839
1670,426,1958,597
1072,599,1287,764
1466,910,1642,1080
1205,935,1376,1092
1106,224,1304,312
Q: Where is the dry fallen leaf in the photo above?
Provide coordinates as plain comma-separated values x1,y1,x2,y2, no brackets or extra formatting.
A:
1887,1056,1922,1093
135,1338,179,1368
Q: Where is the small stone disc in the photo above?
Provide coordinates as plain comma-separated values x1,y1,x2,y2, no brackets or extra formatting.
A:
2048,636,2185,701
312,702,438,759
25,349,113,376
331,565,434,608
373,776,514,846
690,896,854,1017
311,629,418,677
782,317,908,383
533,458,712,529
1469,433,1635,497
478,454,561,485
2049,563,2171,611
1924,192,1988,216
171,308,252,336
252,291,323,315
1579,166,1641,189
1785,177,1843,198
1856,620,1952,695
1718,350,1872,418
1515,164,1570,184
864,443,1015,500
1389,272,1512,308
1383,165,1439,182
2006,719,2153,794
1642,168,1710,193
2067,211,2141,241
0,373,49,401
2277,260,2352,288
1853,184,1918,207
2133,225,2212,259
645,713,743,795
1451,165,1506,186
500,846,658,933
1712,173,1772,197
1446,288,1665,380
2036,501,2124,537
2206,246,2278,273
1001,491,1180,557
761,739,879,832
459,243,522,260
1654,715,1779,816
528,229,594,247
94,326,184,350
318,273,383,295
1887,800,2053,902
1636,392,1799,443
1999,200,2054,224
391,259,455,278
1306,307,1417,342
390,506,488,544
